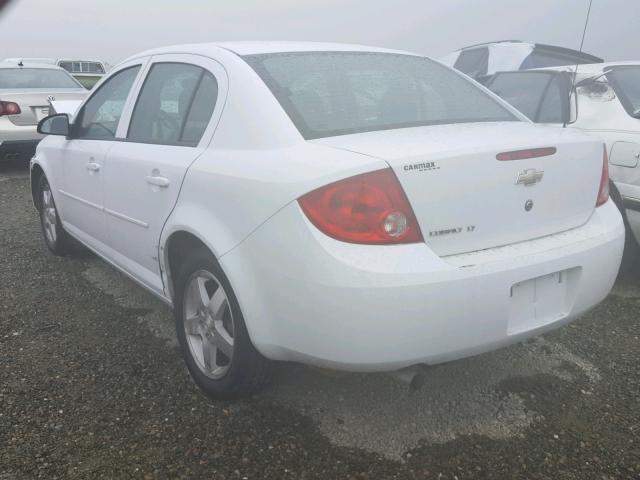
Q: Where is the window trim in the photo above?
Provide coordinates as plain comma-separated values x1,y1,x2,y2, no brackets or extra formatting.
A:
70,64,143,141
125,61,213,148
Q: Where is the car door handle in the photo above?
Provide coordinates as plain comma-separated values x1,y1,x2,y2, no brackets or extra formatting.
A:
146,175,170,188
86,162,101,172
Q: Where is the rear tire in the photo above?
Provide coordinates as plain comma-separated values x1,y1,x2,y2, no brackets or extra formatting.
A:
174,247,272,399
610,182,639,275
37,176,74,256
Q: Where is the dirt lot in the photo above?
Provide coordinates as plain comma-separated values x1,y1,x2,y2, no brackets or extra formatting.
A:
1,162,639,479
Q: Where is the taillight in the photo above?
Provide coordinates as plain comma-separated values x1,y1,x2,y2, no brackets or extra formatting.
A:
298,169,423,244
596,146,610,207
0,101,21,116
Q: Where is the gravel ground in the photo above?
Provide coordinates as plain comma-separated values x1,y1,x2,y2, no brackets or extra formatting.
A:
1,162,639,479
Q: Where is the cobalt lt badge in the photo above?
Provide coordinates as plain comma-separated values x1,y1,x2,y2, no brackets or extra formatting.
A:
525,199,534,212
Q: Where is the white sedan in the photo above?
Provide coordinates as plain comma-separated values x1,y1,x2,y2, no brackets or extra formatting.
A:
30,42,624,398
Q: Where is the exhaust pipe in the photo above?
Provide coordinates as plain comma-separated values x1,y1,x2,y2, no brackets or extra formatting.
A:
390,366,427,390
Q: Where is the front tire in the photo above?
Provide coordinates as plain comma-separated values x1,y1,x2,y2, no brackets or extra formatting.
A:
174,248,272,399
37,176,73,256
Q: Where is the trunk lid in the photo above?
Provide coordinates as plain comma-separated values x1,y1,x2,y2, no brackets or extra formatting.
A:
313,122,603,256
0,90,87,126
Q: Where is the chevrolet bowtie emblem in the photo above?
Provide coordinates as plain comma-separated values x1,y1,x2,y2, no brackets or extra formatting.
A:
516,168,544,186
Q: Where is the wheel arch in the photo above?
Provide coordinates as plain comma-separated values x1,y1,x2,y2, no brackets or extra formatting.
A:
163,229,213,303
160,223,268,354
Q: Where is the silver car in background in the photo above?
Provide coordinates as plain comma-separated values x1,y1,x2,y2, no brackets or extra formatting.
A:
0,62,87,162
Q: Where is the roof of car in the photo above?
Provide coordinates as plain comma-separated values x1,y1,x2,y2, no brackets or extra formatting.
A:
453,41,603,63
0,62,68,70
127,41,417,61
531,60,640,74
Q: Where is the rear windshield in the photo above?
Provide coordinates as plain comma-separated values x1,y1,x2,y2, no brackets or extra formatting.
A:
244,52,518,139
607,66,640,118
0,68,81,89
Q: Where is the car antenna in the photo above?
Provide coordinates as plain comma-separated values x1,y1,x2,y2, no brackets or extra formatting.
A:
18,60,23,67
565,0,593,128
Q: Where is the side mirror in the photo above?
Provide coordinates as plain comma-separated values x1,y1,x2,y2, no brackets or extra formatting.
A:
37,114,70,136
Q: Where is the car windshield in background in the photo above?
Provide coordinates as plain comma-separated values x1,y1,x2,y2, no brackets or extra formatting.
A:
0,68,81,89
244,52,517,139
607,66,640,118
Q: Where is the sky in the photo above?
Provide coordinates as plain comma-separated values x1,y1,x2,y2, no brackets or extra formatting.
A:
0,0,638,66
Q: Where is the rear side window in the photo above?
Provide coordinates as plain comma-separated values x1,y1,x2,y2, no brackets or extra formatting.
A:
486,71,568,123
453,48,489,77
127,63,217,146
244,52,516,140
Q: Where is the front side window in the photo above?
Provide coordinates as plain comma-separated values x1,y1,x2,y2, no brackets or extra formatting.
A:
244,52,516,140
486,71,568,123
128,63,216,146
607,66,640,118
73,65,140,140
0,68,81,89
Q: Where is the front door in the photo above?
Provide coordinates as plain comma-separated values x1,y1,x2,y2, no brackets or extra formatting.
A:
103,55,225,295
57,64,142,251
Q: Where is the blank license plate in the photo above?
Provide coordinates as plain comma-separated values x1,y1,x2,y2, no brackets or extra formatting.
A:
508,271,569,335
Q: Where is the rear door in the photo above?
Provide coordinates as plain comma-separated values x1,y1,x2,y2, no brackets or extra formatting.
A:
102,54,226,295
56,62,144,251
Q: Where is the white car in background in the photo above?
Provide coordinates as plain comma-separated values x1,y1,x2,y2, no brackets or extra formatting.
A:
440,40,603,81
483,62,640,269
30,42,623,398
0,62,87,162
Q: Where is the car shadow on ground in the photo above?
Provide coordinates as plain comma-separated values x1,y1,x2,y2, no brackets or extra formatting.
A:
0,158,30,176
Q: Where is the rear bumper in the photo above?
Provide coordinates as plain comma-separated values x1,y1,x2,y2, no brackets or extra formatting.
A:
1,117,42,160
221,200,624,371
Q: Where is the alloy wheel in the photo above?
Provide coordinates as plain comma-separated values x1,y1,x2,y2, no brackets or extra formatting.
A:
183,270,235,379
41,184,58,245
